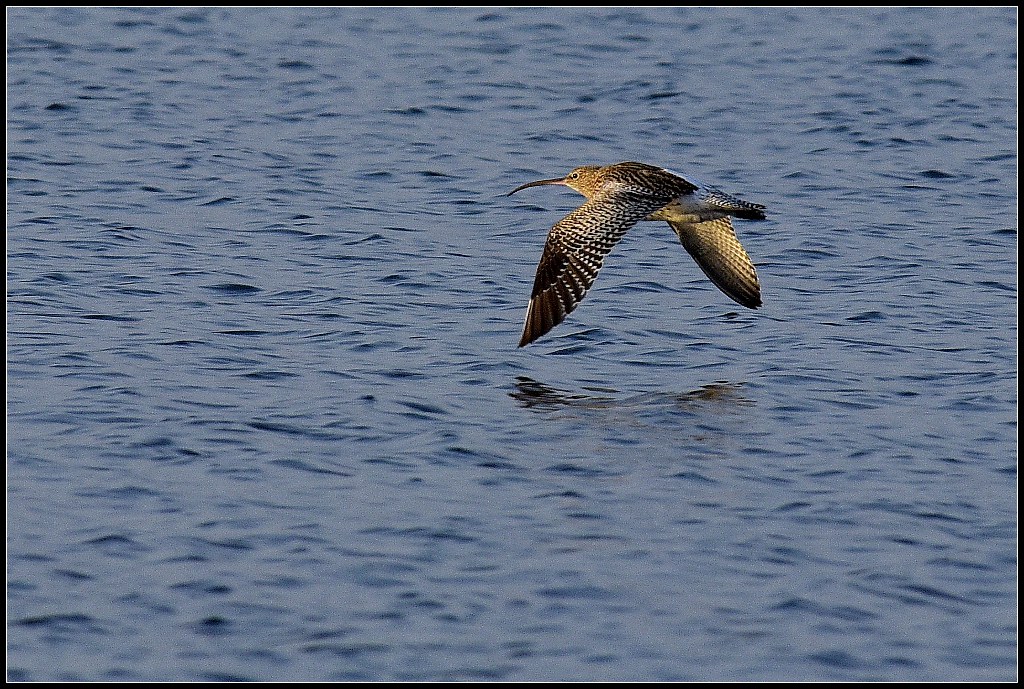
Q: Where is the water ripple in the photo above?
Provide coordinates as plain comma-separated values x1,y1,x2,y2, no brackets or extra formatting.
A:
6,5,1015,683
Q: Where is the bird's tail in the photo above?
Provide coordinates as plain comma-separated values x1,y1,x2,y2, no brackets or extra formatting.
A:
696,186,766,220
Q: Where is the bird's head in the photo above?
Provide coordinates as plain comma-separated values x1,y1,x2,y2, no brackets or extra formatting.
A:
507,165,604,199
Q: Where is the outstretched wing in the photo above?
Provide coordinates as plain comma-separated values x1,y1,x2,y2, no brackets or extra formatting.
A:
519,187,672,347
667,217,762,309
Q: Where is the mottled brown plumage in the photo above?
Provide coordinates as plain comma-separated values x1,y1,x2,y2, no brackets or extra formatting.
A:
508,161,765,347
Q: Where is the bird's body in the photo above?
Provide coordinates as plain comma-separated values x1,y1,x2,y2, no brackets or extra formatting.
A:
508,161,765,347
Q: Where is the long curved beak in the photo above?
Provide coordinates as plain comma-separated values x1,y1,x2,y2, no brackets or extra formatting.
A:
506,177,568,196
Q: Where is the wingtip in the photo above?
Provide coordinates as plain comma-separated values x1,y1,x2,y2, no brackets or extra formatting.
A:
747,287,763,309
722,285,762,310
518,315,537,347
518,323,539,347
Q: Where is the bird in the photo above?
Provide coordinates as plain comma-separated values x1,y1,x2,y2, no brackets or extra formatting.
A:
507,161,765,347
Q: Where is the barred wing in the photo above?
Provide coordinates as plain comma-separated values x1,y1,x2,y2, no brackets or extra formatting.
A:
667,217,762,309
519,189,672,347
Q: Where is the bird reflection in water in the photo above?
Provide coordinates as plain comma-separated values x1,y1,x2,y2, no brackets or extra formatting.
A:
509,376,753,412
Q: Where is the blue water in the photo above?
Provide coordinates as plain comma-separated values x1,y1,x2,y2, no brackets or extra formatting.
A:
7,6,1017,682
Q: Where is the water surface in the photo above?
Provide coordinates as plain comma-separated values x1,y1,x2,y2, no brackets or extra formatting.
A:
7,6,1017,681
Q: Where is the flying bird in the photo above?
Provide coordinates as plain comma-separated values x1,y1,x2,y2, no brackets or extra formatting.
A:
508,161,765,347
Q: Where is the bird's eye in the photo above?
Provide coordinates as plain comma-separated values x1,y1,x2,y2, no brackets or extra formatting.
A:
569,172,579,179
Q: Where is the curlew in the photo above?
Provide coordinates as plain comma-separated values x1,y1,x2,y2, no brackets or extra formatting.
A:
507,161,765,347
